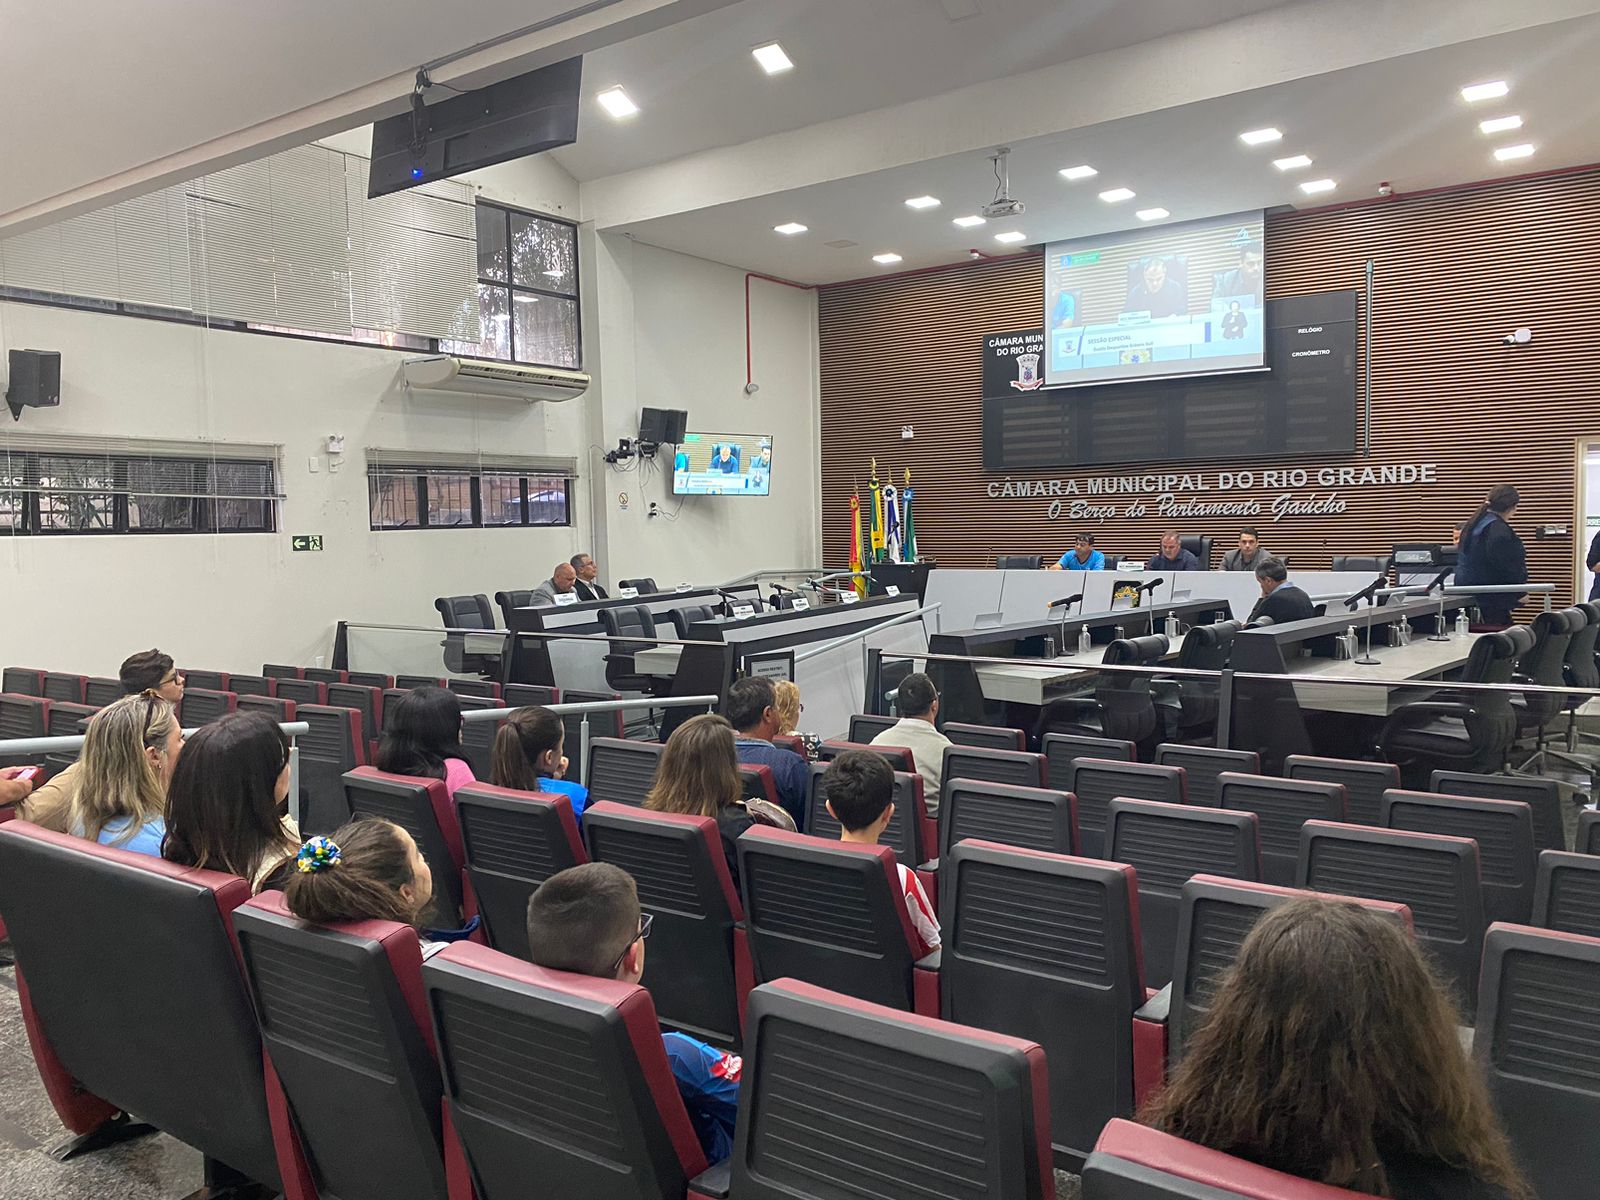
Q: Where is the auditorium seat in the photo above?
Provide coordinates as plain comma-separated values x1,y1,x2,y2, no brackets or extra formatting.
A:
1331,554,1392,575
557,689,624,786
1429,769,1567,853
942,744,1047,794
229,672,273,698
434,594,502,677
817,738,915,774
937,778,1079,861
422,943,718,1200
739,826,940,1014
178,686,237,727
618,577,659,594
1283,754,1400,827
274,676,328,707
847,713,899,743
1474,923,1600,1200
735,978,1053,1200
0,823,306,1191
454,784,586,959
346,670,395,690
942,720,1026,751
585,802,750,1046
1038,634,1168,754
181,669,229,691
772,733,806,757
585,736,664,806
44,701,98,737
454,694,501,781
1083,1118,1370,1199
234,891,446,1200
239,694,296,723
326,682,384,745
995,554,1043,569
1179,534,1213,569
738,763,780,807
382,687,411,730
1158,619,1242,741
809,764,932,889
1067,758,1187,858
941,840,1161,1165
445,677,500,699
297,705,366,834
344,767,469,925
395,674,447,690
1582,809,1600,855
1106,798,1260,988
41,671,85,704
303,666,348,685
1216,773,1345,887
0,693,49,741
1531,850,1600,936
493,589,534,627
1381,789,1536,924
666,604,717,640
1043,731,1135,790
1297,820,1486,1017
1,666,44,695
502,682,559,707
1154,744,1260,808
83,676,124,707
263,663,303,680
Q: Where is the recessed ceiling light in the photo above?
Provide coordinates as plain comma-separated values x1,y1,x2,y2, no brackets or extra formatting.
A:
905,195,941,210
1239,127,1282,146
952,214,986,228
1059,164,1098,181
773,222,808,236
872,253,903,265
1494,143,1535,161
1273,154,1313,171
994,231,1026,244
1479,115,1523,134
1299,178,1337,195
1098,187,1135,203
1135,208,1169,221
1461,80,1509,103
751,42,794,74
596,86,638,119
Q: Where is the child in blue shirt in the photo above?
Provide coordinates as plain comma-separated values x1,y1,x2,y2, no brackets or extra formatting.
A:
491,705,589,820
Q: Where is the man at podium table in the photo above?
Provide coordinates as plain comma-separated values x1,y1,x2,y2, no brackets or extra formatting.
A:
1246,558,1317,625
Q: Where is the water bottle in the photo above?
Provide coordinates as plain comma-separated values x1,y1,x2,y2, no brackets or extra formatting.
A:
1114,625,1126,642
1398,617,1412,646
1164,612,1180,641
1077,624,1092,655
1455,609,1470,638
1340,625,1356,659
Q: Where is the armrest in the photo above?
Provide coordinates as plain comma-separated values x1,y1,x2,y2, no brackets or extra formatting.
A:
688,1158,732,1200
914,949,942,972
912,948,941,1018
917,858,939,875
1135,982,1171,1024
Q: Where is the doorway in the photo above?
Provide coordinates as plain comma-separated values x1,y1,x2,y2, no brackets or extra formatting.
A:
1581,440,1600,604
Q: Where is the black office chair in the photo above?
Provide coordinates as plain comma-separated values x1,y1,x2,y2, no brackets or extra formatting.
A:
617,577,658,595
1101,554,1121,570
1510,608,1582,773
1549,600,1600,770
1332,555,1393,575
1378,626,1534,788
995,555,1043,570
493,589,535,627
433,594,502,678
599,605,662,696
1178,535,1213,569
667,604,717,640
1157,619,1241,742
1037,635,1167,756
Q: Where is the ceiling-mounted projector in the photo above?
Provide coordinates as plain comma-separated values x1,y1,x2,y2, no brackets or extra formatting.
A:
980,146,1026,219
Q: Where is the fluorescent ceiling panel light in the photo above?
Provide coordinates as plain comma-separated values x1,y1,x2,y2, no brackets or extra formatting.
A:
1135,208,1169,221
1461,80,1509,102
1059,164,1098,180
1493,143,1535,161
1273,154,1312,170
751,43,793,74
872,253,903,264
773,222,808,235
952,214,986,228
1478,115,1522,134
1098,187,1135,203
1239,127,1282,145
1299,178,1337,194
596,86,638,118
904,195,941,210
994,231,1026,244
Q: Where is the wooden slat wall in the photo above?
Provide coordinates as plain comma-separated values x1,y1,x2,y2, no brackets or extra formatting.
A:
819,168,1600,609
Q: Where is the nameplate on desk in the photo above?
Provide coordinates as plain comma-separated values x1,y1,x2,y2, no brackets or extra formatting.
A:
790,595,811,611
553,592,579,607
617,587,640,599
840,591,861,605
885,585,901,596
730,603,757,618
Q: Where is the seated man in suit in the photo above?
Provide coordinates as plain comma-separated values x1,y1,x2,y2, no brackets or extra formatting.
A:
530,562,578,606
570,553,608,602
1221,527,1270,572
1146,530,1203,572
1247,558,1317,625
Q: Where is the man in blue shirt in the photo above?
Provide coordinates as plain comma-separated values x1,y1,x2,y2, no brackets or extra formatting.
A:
726,676,810,827
1145,530,1204,571
527,864,741,1163
1052,532,1105,571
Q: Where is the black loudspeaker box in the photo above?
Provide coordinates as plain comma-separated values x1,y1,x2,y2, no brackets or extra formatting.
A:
7,349,61,419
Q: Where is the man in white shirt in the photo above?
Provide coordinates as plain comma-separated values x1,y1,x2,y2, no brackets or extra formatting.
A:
868,672,951,813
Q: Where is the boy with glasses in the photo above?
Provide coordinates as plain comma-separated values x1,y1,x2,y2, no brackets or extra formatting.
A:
526,863,740,1162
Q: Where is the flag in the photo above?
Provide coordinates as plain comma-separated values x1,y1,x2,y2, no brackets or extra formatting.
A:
868,458,885,563
883,481,902,564
849,488,865,595
901,469,917,561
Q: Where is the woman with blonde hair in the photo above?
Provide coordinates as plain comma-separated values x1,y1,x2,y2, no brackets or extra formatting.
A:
771,681,802,737
1143,896,1530,1199
67,692,183,856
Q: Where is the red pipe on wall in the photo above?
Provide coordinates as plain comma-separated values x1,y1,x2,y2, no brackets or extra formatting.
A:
745,271,814,389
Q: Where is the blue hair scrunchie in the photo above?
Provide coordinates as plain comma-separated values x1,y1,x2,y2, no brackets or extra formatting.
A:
296,835,343,874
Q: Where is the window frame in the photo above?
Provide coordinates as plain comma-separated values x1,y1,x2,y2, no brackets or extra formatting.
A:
366,463,573,532
464,201,583,370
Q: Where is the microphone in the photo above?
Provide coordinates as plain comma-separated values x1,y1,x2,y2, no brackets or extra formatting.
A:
1047,593,1083,610
1426,567,1452,593
1342,571,1388,611
1137,576,1165,593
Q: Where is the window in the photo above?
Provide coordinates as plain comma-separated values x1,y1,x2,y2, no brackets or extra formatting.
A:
366,454,574,531
441,202,581,369
0,446,278,535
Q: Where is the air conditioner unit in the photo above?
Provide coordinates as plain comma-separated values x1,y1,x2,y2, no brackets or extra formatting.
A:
400,355,589,402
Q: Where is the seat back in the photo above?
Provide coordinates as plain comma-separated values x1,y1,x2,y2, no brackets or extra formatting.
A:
1107,799,1260,989
1216,773,1345,887
847,713,899,743
230,673,274,698
1297,820,1485,1016
1382,789,1536,925
942,744,1047,793
263,663,304,680
739,827,922,1009
1567,601,1600,690
45,701,99,737
297,704,365,834
446,678,501,699
0,693,49,739
585,737,664,807
41,672,85,703
502,683,559,708
303,666,348,685
1083,1119,1371,1199
1581,809,1600,855
453,784,586,959
1283,754,1400,826
1517,609,1578,722
817,738,915,773
84,676,125,707
435,595,500,675
1067,758,1187,858
494,589,535,627
1331,555,1391,575
1,666,44,695
1429,769,1566,852
808,764,928,863
396,675,447,690
1170,875,1413,1064
327,682,385,745
618,577,659,594
995,554,1043,569
943,721,1026,752
1179,534,1212,568
584,803,745,1045
1154,744,1260,808
734,978,1051,1200
739,763,779,805
179,686,237,727
559,691,625,785
1532,850,1600,936
1474,924,1600,1200
455,694,500,780
343,767,465,920
423,944,708,1200
665,604,714,640
0,823,288,1189
274,677,328,707
181,669,230,691
347,671,396,690
234,892,445,1200
239,694,296,722
1065,636,1167,747
941,841,1142,1162
940,779,1079,859
1043,732,1136,790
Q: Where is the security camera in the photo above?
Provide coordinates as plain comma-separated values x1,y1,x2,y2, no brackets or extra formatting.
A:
1502,327,1533,346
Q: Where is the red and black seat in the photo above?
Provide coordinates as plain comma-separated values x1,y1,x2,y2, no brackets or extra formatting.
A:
586,737,664,807
1,666,45,695
446,678,499,699
84,676,125,707
846,713,898,743
1068,758,1187,858
454,694,502,780
346,671,395,691
942,721,1026,751
326,682,385,746
235,890,446,1200
1216,773,1345,887
502,683,558,707
816,739,916,774
0,694,50,767
303,667,348,685
1083,1118,1371,1198
182,669,231,692
937,778,1079,865
585,802,751,1047
737,763,779,807
343,767,468,925
45,701,99,737
1381,789,1536,924
1283,754,1399,827
453,784,585,959
1153,743,1261,808
1429,768,1567,853
276,677,329,708
298,704,367,834
941,744,1047,795
230,673,274,698
1042,732,1136,791
558,689,625,786
179,686,238,727
395,675,446,690
1532,849,1600,936
263,663,305,680
239,694,297,723
41,672,86,704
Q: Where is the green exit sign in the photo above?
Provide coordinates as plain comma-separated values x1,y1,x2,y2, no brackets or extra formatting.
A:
291,535,324,552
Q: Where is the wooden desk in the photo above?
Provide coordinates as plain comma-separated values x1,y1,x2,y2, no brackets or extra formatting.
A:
1275,633,1480,716
973,634,1189,706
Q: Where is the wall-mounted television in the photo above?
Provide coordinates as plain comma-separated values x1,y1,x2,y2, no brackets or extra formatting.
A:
672,432,773,496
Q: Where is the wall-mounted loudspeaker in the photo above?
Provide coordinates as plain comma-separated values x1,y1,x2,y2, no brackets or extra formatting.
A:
6,349,61,421
638,406,689,444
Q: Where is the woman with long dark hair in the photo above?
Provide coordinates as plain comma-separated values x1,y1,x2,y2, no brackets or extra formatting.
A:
490,706,588,817
1143,897,1529,1198
1455,485,1527,628
162,711,299,890
374,686,474,799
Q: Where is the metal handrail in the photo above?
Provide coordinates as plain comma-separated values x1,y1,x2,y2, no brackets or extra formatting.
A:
718,567,824,588
794,603,940,665
1383,582,1556,612
340,621,721,648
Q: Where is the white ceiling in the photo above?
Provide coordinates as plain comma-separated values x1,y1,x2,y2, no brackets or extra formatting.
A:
609,11,1600,282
